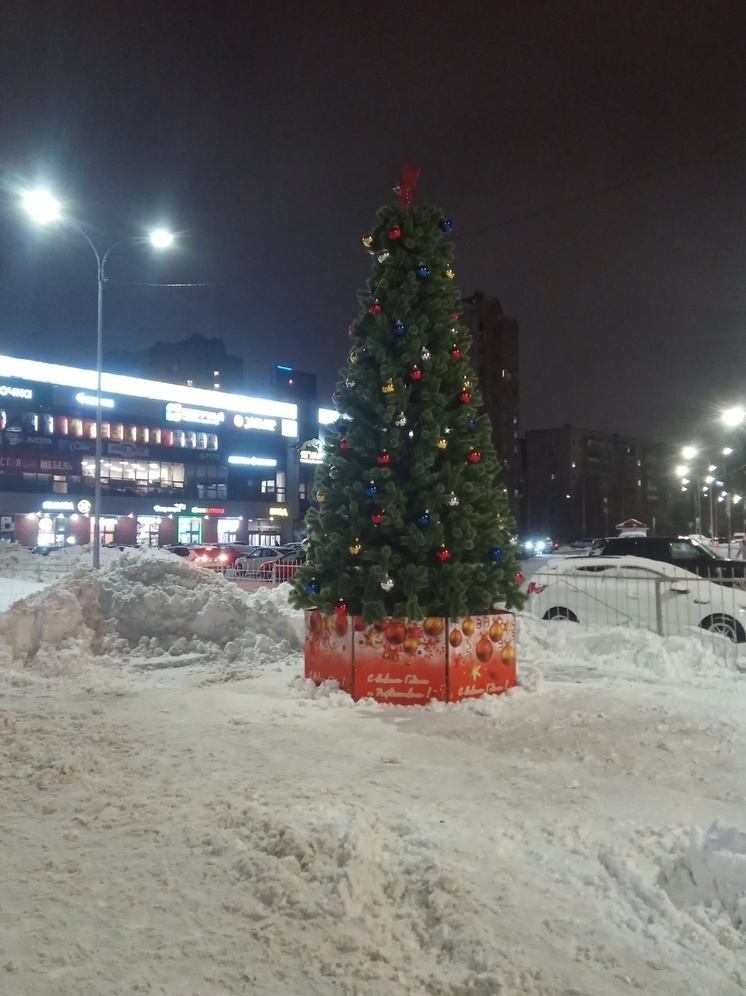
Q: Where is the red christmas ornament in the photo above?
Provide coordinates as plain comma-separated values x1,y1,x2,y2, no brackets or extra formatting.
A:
436,544,451,562
368,301,381,314
458,390,471,404
466,449,481,463
340,438,351,450
370,509,383,525
348,323,357,336
393,156,422,207
408,365,422,381
450,346,462,359
450,312,459,320
388,225,402,239
377,450,391,465
334,599,347,616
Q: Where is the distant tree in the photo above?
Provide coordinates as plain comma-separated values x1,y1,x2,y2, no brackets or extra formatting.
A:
291,164,524,621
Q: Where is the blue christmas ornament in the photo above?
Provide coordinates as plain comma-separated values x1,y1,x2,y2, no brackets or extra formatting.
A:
305,580,320,595
416,512,430,527
361,347,371,359
440,218,453,233
490,548,503,561
393,321,405,336
416,264,429,279
364,482,378,497
467,419,476,430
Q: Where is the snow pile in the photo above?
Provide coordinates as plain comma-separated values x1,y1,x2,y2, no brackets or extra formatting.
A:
517,613,745,683
0,553,303,675
659,821,746,928
0,539,173,581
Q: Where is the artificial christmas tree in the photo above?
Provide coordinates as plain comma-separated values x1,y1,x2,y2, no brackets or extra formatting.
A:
291,162,524,702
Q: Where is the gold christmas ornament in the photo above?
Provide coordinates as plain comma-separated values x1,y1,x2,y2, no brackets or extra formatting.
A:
316,492,326,503
362,234,373,247
462,378,472,390
349,538,362,555
445,268,455,279
437,437,448,449
381,378,395,394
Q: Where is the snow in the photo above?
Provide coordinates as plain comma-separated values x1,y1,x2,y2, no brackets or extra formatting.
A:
1,548,745,994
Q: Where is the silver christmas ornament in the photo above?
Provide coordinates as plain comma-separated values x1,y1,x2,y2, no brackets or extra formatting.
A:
395,412,407,427
377,250,391,262
381,577,394,591
448,493,460,507
421,348,431,361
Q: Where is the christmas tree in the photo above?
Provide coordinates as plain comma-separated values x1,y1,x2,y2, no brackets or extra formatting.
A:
291,162,524,622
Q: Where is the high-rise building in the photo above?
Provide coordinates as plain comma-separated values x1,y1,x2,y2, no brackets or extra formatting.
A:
105,333,245,393
461,291,521,519
523,425,680,541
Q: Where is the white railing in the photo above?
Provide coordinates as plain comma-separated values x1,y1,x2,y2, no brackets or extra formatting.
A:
523,567,746,662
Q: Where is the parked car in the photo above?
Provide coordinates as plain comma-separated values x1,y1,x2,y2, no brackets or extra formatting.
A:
233,545,285,577
257,547,306,582
524,555,746,642
597,536,746,586
164,544,249,570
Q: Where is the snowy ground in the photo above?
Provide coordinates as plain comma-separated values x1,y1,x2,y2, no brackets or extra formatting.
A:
1,547,745,995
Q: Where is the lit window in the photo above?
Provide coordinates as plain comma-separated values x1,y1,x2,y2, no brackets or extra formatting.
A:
214,383,220,390
213,370,219,377
186,379,193,388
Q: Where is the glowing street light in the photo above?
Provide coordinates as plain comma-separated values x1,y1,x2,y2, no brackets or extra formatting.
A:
22,188,174,568
722,407,745,428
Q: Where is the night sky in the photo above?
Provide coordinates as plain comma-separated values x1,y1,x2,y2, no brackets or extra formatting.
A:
1,1,745,446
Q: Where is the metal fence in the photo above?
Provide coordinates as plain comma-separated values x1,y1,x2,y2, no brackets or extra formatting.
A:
523,564,746,663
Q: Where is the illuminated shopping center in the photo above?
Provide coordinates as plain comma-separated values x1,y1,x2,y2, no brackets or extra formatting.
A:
0,354,332,549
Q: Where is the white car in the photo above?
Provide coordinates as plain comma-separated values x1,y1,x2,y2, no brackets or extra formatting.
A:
233,546,284,578
523,555,746,643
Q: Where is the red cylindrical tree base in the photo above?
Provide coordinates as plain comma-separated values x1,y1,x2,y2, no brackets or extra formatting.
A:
304,610,516,705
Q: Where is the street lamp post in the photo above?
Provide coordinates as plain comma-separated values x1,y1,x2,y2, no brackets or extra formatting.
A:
22,190,173,568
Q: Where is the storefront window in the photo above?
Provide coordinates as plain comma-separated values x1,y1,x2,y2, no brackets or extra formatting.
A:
137,516,161,547
217,518,240,542
177,517,202,544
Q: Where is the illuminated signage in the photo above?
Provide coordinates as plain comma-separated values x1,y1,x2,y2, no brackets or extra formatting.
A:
232,414,277,432
0,384,32,399
0,354,298,420
75,391,115,409
153,502,187,514
299,438,323,464
190,506,226,515
227,455,277,467
77,499,92,514
42,500,74,511
165,402,224,426
269,506,289,517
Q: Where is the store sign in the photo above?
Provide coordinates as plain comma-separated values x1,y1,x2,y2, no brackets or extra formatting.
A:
165,402,224,426
269,506,289,517
42,500,75,511
75,391,115,409
57,439,95,453
227,455,277,467
232,414,277,432
191,506,226,515
107,442,149,458
0,450,80,474
153,502,187,514
299,438,323,464
77,499,92,514
0,383,33,399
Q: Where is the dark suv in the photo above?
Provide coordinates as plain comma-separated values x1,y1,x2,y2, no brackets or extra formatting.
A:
599,536,746,586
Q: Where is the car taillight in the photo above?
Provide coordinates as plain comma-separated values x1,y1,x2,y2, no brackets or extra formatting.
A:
219,553,228,562
196,555,205,562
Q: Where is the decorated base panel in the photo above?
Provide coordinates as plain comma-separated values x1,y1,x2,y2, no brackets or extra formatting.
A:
352,616,447,705
304,611,516,704
447,613,516,701
304,609,353,693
